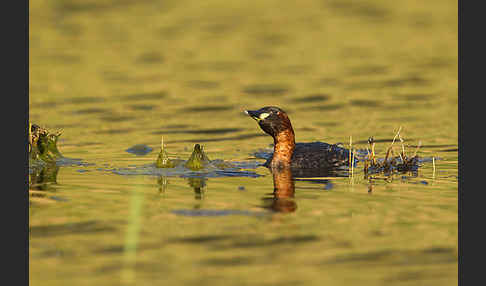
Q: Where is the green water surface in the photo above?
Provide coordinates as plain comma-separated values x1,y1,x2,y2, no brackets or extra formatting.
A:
29,0,458,285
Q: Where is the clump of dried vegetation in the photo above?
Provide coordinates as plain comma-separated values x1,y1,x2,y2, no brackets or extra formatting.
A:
362,127,421,177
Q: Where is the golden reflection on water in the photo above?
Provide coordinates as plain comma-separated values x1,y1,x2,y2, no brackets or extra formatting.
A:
266,167,297,213
30,0,457,285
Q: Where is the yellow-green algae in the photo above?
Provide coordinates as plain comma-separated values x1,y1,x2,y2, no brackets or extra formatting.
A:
184,144,211,170
155,137,175,168
155,140,213,171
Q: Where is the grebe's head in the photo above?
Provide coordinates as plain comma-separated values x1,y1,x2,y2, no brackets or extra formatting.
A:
245,106,293,137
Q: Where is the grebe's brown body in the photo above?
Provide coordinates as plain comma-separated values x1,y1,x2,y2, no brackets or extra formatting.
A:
245,106,352,170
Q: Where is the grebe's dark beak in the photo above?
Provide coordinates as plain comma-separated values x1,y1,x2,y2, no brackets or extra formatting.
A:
245,110,262,121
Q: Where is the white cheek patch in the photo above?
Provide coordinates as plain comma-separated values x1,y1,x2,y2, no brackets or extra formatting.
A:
259,113,270,120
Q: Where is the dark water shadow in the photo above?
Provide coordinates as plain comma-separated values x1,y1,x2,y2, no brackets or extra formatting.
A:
318,78,341,87
75,142,103,147
127,104,156,111
66,96,105,105
43,53,81,64
152,127,242,135
74,107,107,114
291,94,331,103
99,114,134,122
383,76,430,87
185,80,220,90
325,0,390,22
258,34,289,46
169,232,319,250
54,0,158,14
315,121,341,127
204,21,240,35
135,51,164,64
346,75,431,90
55,1,115,14
183,60,243,72
322,247,457,266
165,133,266,144
101,71,134,83
30,101,60,108
201,256,254,266
394,93,437,101
30,221,117,238
171,209,262,217
349,99,383,107
168,234,236,244
281,65,313,74
242,84,291,96
94,241,165,255
180,105,234,112
347,65,389,76
94,128,135,134
416,58,455,70
304,104,345,111
162,124,192,129
229,235,319,249
119,91,168,101
209,61,244,72
344,81,381,90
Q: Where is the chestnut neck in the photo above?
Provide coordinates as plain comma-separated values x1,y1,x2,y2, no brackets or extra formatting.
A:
271,127,295,167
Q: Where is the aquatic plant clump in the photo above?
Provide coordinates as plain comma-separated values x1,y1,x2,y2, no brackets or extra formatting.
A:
185,144,211,170
363,129,421,176
116,139,258,178
155,137,176,168
154,140,212,171
29,123,63,164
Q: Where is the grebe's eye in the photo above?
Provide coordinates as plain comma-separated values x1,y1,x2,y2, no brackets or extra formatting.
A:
259,113,270,120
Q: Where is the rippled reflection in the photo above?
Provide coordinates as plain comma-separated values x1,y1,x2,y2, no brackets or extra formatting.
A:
262,167,297,213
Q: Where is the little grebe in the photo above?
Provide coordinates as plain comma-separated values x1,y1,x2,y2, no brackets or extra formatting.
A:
245,106,353,170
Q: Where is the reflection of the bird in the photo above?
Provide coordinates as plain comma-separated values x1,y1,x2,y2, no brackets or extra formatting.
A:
263,167,344,213
262,167,297,213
